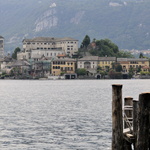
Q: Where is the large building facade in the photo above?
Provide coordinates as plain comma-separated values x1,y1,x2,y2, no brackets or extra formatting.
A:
0,36,4,58
117,58,150,72
51,58,76,76
18,37,78,60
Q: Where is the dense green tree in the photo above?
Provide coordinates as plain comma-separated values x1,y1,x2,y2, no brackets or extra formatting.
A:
80,35,90,48
12,47,21,59
139,52,144,58
89,38,119,57
112,62,122,72
128,67,134,78
115,64,122,72
76,68,87,76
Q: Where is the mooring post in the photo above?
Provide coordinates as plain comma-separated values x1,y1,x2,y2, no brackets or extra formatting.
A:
133,100,139,149
112,84,124,150
136,92,150,150
124,97,133,129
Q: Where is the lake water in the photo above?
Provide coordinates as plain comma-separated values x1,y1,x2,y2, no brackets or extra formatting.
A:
0,79,149,150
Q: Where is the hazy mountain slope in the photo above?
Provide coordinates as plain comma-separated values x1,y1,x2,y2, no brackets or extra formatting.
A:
0,0,150,52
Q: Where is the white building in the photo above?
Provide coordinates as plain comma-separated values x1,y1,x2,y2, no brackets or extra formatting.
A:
77,56,99,70
18,37,78,60
0,36,4,58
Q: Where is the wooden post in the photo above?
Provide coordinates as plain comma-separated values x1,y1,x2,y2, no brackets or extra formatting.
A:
112,84,124,150
136,92,150,150
133,100,139,149
124,97,133,129
123,140,132,150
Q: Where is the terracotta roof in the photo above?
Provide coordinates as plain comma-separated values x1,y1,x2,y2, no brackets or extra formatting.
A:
142,66,149,69
57,54,66,57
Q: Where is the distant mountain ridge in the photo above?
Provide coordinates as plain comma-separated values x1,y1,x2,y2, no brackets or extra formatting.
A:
0,0,150,52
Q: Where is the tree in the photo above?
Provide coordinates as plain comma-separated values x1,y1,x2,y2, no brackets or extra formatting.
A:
80,35,90,48
89,38,119,57
139,52,144,58
76,68,87,76
115,63,122,72
12,47,21,59
112,62,122,72
128,67,134,78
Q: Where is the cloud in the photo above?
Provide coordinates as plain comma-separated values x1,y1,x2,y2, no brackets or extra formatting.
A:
109,2,122,7
50,3,57,8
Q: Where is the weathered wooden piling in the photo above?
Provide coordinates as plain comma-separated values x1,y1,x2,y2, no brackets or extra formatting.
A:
133,100,139,149
112,84,123,150
136,92,150,150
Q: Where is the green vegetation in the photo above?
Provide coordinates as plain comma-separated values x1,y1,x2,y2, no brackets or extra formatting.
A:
79,36,133,58
80,35,91,48
12,47,21,59
76,68,87,76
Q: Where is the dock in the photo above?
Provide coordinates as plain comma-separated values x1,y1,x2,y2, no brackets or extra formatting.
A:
112,84,150,150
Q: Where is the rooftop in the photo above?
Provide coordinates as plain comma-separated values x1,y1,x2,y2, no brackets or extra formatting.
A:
23,37,78,42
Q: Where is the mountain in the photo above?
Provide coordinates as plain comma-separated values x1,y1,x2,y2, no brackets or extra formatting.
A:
0,0,150,53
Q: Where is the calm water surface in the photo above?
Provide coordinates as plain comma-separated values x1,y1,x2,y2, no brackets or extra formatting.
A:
0,79,149,150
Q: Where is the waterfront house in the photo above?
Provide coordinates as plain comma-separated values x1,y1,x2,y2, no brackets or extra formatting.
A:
0,55,14,73
51,57,76,76
117,58,149,73
98,57,116,71
77,56,99,76
29,55,52,78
